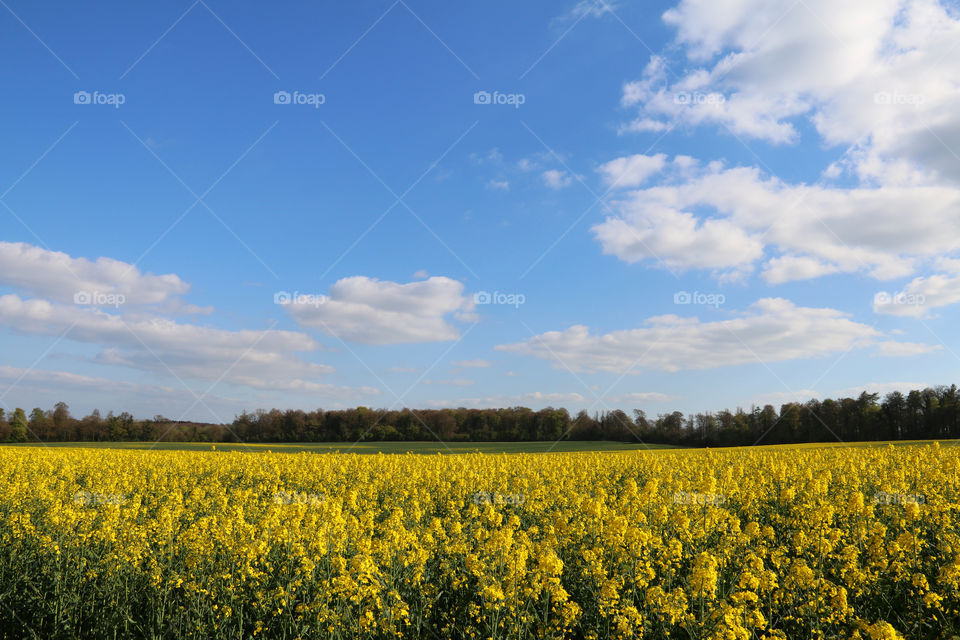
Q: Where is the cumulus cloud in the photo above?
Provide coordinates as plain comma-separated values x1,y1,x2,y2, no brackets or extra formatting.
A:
0,241,207,312
285,276,475,344
623,0,960,177
597,153,667,188
542,169,574,189
763,256,840,284
497,298,935,373
591,159,960,279
0,244,384,403
0,294,337,389
603,0,960,290
874,265,960,316
592,169,765,272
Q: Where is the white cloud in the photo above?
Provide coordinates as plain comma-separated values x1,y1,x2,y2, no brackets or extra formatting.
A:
607,391,677,403
229,376,380,399
0,241,206,312
874,268,960,317
555,0,620,24
486,179,510,191
748,389,820,407
603,0,960,288
0,244,385,405
0,365,201,398
542,169,574,189
0,365,245,419
762,256,840,284
618,118,671,134
0,365,377,421
625,0,960,149
470,148,503,164
597,153,667,188
285,276,474,344
386,366,421,373
750,381,932,408
422,379,475,387
874,341,942,357
451,359,493,368
516,151,563,173
0,294,334,389
622,0,960,183
428,391,589,408
592,176,765,272
497,297,934,373
591,159,960,279
833,381,931,397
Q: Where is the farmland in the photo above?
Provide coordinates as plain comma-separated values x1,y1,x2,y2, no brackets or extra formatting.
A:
0,440,675,455
1,442,958,638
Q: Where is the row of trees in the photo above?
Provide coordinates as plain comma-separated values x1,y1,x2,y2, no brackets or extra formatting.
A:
0,404,228,443
2,384,959,446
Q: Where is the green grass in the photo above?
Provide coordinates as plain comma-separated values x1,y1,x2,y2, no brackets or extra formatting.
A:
0,440,679,455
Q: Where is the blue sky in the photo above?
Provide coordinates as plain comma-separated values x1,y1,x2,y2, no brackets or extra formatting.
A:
2,0,959,423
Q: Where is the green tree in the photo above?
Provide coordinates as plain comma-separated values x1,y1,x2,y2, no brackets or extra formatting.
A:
10,408,28,442
28,407,50,439
52,401,72,437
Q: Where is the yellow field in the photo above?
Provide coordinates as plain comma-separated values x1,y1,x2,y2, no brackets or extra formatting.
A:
1,444,958,639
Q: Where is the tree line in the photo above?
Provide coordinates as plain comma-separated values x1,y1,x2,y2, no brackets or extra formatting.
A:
2,384,959,446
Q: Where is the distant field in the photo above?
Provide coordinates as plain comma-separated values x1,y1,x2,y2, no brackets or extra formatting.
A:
0,440,680,454
750,439,960,449
2,439,956,454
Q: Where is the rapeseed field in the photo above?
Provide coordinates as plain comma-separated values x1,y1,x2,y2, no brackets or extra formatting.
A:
0,444,957,639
